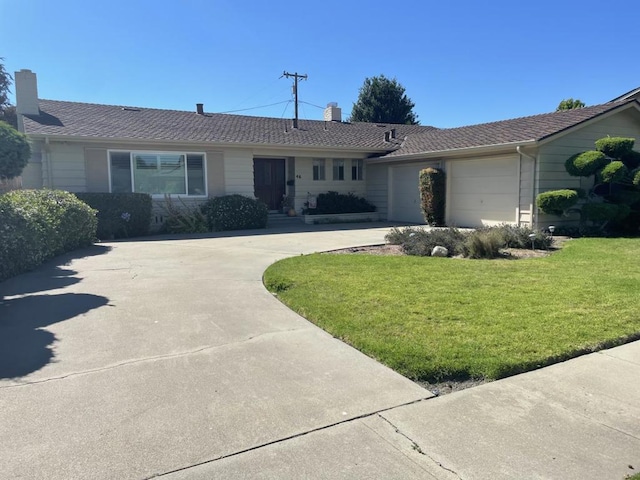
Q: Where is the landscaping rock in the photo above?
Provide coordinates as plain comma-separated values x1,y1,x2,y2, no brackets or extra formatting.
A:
431,246,448,257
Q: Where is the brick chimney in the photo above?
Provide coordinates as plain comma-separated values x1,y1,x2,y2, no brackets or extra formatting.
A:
15,69,40,116
323,102,341,122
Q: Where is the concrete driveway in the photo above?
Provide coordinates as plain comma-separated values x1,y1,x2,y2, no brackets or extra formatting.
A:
0,225,433,479
2,224,639,479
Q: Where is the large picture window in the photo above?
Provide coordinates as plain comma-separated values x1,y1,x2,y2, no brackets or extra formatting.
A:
109,151,206,196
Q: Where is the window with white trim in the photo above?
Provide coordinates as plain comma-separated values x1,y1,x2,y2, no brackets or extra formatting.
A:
109,151,206,196
351,159,363,181
332,159,345,181
313,158,325,181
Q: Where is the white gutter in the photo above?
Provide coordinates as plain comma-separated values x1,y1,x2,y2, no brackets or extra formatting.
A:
517,145,538,228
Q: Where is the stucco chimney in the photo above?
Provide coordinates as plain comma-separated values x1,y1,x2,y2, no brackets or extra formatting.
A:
15,69,40,116
323,102,341,122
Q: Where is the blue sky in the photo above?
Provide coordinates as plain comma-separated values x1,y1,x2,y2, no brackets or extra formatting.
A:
2,0,639,127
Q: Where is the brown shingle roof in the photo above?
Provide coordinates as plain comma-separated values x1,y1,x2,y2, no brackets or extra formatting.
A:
22,100,435,151
381,99,640,158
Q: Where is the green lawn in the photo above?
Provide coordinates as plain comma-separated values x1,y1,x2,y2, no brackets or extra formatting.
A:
263,238,640,382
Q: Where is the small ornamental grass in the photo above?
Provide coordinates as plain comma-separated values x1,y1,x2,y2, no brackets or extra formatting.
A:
385,224,551,259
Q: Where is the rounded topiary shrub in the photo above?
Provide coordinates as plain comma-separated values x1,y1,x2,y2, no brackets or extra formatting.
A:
595,137,635,159
632,168,640,187
201,194,268,231
536,189,580,216
419,167,446,226
565,151,608,177
600,161,628,184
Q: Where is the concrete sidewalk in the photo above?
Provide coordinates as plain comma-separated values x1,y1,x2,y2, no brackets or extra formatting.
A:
1,224,638,479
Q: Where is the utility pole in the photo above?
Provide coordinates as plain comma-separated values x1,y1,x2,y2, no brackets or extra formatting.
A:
282,71,307,128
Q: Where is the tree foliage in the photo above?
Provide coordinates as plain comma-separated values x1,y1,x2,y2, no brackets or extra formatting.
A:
0,59,17,128
350,75,418,124
556,98,586,111
0,121,31,179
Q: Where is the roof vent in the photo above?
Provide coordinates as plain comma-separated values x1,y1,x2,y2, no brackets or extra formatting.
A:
384,131,390,142
196,103,204,115
122,107,140,112
390,128,396,139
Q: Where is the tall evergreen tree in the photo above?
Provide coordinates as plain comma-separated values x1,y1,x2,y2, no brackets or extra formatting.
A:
350,75,418,124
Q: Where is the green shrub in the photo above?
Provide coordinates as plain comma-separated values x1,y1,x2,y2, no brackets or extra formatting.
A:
419,167,446,226
386,227,467,257
0,189,97,281
463,229,503,259
0,121,31,179
536,189,580,216
306,191,376,215
565,151,608,177
633,168,640,187
595,136,634,158
600,161,628,183
201,194,268,231
75,192,152,239
161,196,209,234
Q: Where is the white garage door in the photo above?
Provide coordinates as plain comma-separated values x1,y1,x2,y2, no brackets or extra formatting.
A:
389,162,439,223
448,156,519,227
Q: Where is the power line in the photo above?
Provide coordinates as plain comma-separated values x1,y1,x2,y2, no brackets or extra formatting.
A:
299,100,325,110
216,100,291,114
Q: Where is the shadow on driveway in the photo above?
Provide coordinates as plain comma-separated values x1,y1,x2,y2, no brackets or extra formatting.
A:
0,245,112,379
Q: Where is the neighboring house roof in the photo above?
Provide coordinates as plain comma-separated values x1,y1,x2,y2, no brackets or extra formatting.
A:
381,99,640,158
21,100,435,152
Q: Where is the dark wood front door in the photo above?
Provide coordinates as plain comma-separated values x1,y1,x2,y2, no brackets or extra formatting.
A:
253,158,286,210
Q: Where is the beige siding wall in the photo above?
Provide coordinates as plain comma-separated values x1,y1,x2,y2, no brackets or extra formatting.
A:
47,142,86,191
365,163,388,217
536,109,640,227
223,149,254,197
293,157,367,212
21,150,43,189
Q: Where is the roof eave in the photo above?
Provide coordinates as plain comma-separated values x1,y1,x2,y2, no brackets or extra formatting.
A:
23,132,395,155
366,139,537,164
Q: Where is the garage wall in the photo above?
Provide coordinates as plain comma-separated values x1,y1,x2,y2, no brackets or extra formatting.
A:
446,155,519,227
388,162,440,223
365,163,388,217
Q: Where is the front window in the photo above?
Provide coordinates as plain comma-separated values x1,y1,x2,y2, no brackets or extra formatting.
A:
351,159,363,181
109,151,206,196
313,158,325,181
333,159,344,181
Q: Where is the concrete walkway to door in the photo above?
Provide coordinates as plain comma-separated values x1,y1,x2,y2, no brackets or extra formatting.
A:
1,223,638,479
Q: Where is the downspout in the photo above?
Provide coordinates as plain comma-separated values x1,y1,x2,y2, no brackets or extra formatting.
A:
516,146,537,228
44,136,53,188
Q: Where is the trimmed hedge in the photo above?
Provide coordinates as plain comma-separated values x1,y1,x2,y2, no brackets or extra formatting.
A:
600,161,628,183
595,136,634,159
419,167,446,226
565,151,608,177
536,189,580,216
582,202,629,224
75,192,152,239
306,191,376,215
0,189,97,281
201,194,268,231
